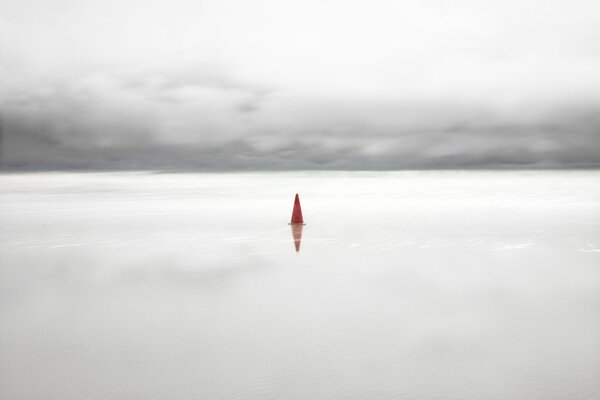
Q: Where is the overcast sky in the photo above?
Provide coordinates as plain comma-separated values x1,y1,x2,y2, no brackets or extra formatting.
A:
1,0,599,170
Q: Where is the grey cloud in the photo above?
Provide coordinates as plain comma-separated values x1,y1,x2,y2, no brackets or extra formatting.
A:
2,0,599,171
3,88,600,171
2,56,600,171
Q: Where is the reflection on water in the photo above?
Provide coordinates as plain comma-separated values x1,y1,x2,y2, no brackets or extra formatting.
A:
290,223,304,252
0,171,599,400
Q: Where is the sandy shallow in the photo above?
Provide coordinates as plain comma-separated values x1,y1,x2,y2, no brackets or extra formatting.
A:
1,171,599,399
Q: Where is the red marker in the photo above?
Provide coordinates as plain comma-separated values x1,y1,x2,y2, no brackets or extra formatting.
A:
290,193,304,224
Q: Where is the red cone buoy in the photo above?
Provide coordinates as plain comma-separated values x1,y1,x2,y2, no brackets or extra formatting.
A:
290,193,304,224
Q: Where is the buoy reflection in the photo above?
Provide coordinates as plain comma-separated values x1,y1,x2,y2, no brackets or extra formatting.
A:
290,223,304,253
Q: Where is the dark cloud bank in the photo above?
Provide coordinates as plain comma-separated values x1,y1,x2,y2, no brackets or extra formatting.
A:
2,77,599,171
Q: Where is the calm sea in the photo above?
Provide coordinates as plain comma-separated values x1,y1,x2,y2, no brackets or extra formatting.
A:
1,171,599,399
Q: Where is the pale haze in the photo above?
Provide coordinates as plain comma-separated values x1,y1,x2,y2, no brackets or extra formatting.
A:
2,0,600,169
2,3,600,399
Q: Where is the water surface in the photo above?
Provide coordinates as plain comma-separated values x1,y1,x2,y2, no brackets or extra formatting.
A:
1,171,599,399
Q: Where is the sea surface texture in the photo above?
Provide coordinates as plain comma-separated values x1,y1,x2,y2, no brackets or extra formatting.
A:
1,171,599,399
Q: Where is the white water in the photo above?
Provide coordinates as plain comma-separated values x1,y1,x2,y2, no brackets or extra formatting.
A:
1,171,599,399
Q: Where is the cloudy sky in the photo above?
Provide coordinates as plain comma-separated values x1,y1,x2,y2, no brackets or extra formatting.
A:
1,0,599,169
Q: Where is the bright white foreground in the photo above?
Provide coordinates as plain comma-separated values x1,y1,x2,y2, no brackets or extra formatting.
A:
1,171,599,400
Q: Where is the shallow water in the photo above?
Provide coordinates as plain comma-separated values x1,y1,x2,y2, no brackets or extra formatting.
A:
1,171,599,399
